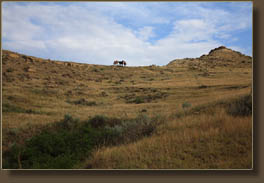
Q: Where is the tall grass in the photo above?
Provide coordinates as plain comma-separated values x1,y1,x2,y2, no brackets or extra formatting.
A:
3,94,252,169
82,107,252,169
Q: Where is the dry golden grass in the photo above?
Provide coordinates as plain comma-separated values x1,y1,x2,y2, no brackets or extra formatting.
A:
84,108,252,169
2,47,252,169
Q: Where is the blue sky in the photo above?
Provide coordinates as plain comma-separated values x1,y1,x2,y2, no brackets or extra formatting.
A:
2,1,252,66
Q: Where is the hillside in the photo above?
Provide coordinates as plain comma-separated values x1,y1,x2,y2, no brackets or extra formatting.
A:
2,46,253,169
168,46,251,68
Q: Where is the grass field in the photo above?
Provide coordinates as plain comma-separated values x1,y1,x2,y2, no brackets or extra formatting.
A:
1,46,253,169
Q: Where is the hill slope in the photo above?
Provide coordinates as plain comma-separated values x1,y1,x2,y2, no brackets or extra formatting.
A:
168,46,252,68
2,46,252,169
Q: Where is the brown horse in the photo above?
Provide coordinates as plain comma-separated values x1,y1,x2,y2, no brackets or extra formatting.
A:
113,60,126,66
121,60,126,66
113,60,119,65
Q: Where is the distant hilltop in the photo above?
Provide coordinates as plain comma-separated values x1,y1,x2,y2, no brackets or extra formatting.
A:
208,46,231,54
168,46,252,67
207,46,250,57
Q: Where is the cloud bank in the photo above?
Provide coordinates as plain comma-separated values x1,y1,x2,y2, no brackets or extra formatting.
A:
2,2,252,66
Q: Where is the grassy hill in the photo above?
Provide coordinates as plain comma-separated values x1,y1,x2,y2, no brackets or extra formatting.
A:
1,46,252,169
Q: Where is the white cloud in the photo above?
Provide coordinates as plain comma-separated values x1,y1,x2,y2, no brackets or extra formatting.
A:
83,2,171,26
135,26,156,41
172,19,216,42
2,2,252,66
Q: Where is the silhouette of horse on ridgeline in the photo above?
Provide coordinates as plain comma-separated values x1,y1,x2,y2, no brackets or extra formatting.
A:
113,60,126,66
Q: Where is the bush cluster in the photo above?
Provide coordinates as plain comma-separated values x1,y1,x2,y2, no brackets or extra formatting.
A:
3,114,162,169
126,93,168,104
6,68,14,72
88,114,159,144
68,98,97,106
226,94,252,116
3,114,114,169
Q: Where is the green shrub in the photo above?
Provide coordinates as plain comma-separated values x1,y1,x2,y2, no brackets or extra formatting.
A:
101,91,108,97
74,98,96,106
6,68,14,72
18,130,92,169
134,97,144,104
125,92,168,104
103,125,124,145
3,103,25,113
182,102,192,109
3,113,163,169
88,115,123,129
2,115,117,169
2,143,23,169
227,94,252,116
88,115,108,128
118,114,156,142
55,114,79,130
106,117,123,127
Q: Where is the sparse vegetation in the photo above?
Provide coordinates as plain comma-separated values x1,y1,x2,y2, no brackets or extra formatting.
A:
101,91,108,97
182,101,192,109
3,103,43,114
134,96,145,104
123,92,168,104
67,98,97,106
92,68,99,72
2,48,252,169
83,104,252,169
6,68,14,72
227,94,252,116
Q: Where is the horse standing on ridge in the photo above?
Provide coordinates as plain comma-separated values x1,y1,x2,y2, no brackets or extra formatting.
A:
113,60,126,66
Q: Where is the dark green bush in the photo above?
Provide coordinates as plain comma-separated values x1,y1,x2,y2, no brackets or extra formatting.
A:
74,98,97,106
134,96,145,104
182,102,192,109
2,115,115,169
88,115,108,128
227,94,252,116
2,143,22,169
106,117,123,127
125,92,168,104
6,68,14,72
55,114,79,130
101,91,108,97
3,113,162,169
3,103,25,113
119,114,156,142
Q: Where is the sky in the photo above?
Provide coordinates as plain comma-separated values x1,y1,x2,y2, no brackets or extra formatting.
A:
2,1,252,66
